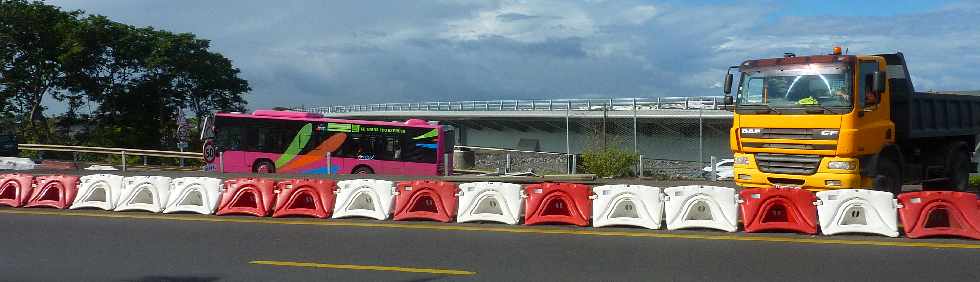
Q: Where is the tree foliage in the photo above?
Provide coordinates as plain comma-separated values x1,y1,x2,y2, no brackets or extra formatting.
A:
0,0,248,151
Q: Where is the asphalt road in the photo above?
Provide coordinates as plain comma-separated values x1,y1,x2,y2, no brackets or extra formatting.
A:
1,208,978,282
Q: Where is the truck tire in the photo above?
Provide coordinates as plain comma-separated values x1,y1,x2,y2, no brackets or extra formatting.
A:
947,151,971,192
873,158,902,194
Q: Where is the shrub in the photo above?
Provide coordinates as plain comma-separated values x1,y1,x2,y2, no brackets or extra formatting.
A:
580,147,639,178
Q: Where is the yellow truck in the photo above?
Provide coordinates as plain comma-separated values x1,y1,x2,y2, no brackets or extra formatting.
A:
722,48,980,194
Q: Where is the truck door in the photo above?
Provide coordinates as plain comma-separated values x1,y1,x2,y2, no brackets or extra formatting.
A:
855,60,893,155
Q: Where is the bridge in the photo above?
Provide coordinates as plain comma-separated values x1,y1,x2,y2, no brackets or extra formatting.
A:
299,97,734,174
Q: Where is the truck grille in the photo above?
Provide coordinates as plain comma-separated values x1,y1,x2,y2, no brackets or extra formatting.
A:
743,143,836,150
740,128,838,140
754,153,822,175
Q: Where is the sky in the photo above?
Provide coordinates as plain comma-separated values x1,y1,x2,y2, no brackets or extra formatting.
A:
45,0,980,110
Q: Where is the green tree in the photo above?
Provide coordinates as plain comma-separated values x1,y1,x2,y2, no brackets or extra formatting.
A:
0,0,81,143
1,1,249,153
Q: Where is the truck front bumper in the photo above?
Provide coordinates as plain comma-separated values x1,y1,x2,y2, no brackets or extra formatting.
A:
734,169,865,190
733,154,868,190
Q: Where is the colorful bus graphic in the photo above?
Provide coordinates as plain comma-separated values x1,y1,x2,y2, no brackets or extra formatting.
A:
201,110,453,176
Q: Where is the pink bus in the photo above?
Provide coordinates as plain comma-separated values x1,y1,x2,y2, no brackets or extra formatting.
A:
200,110,454,176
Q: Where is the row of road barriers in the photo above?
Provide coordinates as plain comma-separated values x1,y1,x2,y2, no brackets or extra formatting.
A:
1,173,979,240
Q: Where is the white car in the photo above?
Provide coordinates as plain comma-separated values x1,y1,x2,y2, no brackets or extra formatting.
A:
703,159,734,180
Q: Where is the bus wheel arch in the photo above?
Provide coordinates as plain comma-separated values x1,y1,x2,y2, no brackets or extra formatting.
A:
252,159,276,174
352,165,375,174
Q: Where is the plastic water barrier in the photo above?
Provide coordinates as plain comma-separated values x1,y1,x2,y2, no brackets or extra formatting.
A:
163,177,223,215
456,182,524,225
25,175,79,209
70,174,125,210
523,182,592,226
332,179,396,220
740,188,818,234
216,178,277,217
591,185,663,229
0,174,34,207
393,180,459,222
663,185,738,232
898,191,980,240
272,179,337,218
815,189,899,237
115,176,172,213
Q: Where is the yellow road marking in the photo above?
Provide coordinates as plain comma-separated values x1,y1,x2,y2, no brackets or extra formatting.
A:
249,260,475,275
1,209,979,250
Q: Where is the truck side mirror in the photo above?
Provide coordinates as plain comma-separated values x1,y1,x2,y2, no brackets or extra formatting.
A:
723,73,734,94
872,71,885,93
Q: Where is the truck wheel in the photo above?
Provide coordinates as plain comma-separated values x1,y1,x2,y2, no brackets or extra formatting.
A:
873,158,902,194
947,152,971,192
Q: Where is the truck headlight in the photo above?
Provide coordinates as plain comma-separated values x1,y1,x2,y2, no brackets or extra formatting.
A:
827,161,854,170
734,156,750,165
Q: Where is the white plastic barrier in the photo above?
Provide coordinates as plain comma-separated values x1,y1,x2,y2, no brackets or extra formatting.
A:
114,176,172,213
332,179,396,220
663,185,738,232
163,177,223,215
815,189,899,237
456,182,524,225
70,174,124,210
591,185,664,229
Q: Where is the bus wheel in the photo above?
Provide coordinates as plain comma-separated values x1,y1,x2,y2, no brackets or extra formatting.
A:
352,166,374,174
253,160,276,174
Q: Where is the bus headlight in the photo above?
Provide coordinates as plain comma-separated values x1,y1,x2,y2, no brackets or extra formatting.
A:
734,156,750,165
827,161,854,170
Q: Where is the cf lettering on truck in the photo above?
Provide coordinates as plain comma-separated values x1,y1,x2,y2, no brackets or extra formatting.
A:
722,47,980,194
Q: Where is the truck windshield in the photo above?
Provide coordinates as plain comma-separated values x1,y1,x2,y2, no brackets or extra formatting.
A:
737,63,852,113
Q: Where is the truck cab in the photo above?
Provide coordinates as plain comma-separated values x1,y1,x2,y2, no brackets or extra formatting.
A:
723,48,980,194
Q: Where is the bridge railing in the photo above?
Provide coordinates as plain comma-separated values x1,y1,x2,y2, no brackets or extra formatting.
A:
301,96,724,114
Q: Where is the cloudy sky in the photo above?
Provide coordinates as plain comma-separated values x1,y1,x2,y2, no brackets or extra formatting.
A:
47,0,980,109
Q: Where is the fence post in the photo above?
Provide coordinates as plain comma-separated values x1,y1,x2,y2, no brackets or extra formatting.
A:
571,154,577,174
710,155,718,181
699,107,704,169
143,156,147,166
444,153,451,176
326,152,332,175
121,151,127,172
633,97,638,154
219,151,224,174
638,154,644,177
505,153,511,174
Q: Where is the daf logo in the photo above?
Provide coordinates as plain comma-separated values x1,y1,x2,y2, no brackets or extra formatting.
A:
820,130,839,136
740,128,762,134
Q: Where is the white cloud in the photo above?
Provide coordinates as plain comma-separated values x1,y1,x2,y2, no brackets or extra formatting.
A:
42,0,980,110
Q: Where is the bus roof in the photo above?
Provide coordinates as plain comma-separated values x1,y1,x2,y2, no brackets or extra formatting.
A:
215,110,440,129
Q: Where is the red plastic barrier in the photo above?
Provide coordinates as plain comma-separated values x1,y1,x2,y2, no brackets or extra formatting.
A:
392,180,459,222
24,175,79,209
216,178,276,217
523,182,591,226
897,191,980,240
272,179,338,218
0,174,34,207
739,188,818,234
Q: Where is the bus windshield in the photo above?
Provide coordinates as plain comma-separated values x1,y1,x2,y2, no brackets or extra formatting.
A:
737,63,852,113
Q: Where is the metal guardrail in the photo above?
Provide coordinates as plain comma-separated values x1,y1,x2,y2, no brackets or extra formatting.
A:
18,144,201,171
301,96,725,114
